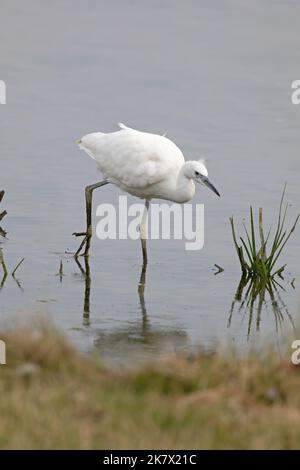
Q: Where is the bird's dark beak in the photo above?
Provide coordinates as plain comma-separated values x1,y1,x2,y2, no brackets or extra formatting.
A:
199,175,220,197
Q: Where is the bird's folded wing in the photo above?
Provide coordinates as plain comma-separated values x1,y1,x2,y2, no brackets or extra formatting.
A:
79,127,183,190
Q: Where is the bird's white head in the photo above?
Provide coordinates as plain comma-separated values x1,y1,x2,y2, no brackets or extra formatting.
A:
183,160,220,197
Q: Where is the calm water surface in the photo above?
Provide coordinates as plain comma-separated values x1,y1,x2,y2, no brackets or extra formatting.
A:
0,1,300,365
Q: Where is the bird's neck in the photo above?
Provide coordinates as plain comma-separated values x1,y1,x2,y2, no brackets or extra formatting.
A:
174,167,195,203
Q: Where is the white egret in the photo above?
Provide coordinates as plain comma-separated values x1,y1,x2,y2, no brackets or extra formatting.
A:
73,123,220,260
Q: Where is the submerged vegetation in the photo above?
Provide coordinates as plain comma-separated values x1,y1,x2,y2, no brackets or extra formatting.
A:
0,323,300,449
230,186,299,281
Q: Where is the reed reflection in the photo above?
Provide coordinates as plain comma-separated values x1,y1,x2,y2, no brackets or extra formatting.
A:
228,275,296,340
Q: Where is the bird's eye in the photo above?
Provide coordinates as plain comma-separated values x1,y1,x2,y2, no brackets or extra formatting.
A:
195,171,200,176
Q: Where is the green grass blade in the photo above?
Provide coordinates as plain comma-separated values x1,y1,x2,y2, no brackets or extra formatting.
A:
230,217,249,274
243,222,255,259
270,214,300,271
250,206,257,259
240,236,254,267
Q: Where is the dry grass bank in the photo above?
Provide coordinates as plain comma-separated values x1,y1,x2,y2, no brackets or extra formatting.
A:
0,325,299,449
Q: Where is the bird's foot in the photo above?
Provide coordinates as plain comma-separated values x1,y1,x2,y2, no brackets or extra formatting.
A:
72,228,93,257
72,231,88,257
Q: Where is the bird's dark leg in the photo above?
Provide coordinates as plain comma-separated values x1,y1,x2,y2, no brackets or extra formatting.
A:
73,180,109,257
140,200,149,265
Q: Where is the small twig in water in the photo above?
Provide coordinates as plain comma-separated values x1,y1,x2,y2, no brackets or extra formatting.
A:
214,264,224,275
0,210,7,222
0,190,7,237
0,249,8,288
59,260,63,276
56,260,65,282
11,258,25,278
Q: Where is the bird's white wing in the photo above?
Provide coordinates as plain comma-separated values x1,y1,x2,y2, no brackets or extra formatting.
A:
78,125,184,189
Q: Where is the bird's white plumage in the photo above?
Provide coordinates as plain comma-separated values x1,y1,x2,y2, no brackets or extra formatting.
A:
77,123,218,203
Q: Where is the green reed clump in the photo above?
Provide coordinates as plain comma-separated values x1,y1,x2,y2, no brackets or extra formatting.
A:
230,186,300,280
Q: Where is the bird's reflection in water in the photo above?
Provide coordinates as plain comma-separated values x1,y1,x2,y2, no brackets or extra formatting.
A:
74,256,189,365
228,275,296,340
74,255,91,326
138,258,148,331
